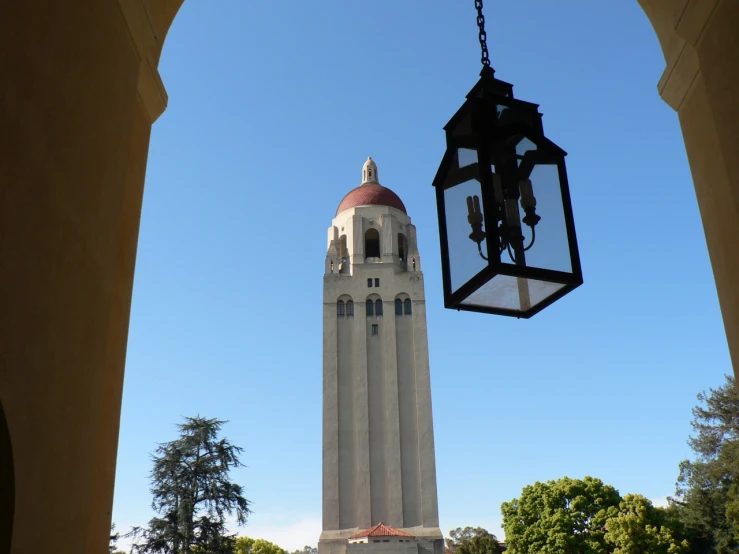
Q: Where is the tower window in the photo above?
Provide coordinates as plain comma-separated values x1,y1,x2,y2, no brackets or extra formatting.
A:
337,300,345,316
374,278,380,287
346,300,354,316
404,299,412,315
371,324,378,336
375,300,383,316
365,228,380,258
395,299,402,316
398,233,408,262
366,300,374,316
339,235,349,273
368,278,373,288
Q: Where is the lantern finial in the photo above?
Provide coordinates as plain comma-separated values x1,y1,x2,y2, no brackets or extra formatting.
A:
362,157,379,185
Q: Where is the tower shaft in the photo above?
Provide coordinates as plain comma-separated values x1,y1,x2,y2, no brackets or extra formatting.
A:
320,160,443,554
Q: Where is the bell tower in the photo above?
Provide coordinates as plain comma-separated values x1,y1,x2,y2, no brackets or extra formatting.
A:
320,159,444,554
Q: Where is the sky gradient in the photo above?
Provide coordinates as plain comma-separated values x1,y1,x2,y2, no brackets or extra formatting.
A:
113,0,732,549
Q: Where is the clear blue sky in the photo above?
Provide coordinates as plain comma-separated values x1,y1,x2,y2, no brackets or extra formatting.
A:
114,0,733,548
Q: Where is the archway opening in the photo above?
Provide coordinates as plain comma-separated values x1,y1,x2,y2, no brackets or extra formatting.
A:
365,229,380,259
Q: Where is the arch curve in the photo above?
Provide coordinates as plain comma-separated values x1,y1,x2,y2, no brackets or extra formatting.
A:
636,0,683,61
148,0,187,61
366,295,383,313
365,228,380,259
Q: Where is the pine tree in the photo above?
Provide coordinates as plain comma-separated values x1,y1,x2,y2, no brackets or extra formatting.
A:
671,374,739,552
130,416,251,554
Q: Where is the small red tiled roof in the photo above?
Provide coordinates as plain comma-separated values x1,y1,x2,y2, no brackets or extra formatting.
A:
336,184,407,216
349,523,415,539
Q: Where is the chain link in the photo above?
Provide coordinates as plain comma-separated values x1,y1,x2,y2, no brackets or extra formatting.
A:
475,0,490,67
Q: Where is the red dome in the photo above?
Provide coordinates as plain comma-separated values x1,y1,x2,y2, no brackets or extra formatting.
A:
336,184,407,215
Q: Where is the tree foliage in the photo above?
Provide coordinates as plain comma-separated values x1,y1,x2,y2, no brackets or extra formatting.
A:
446,527,503,554
129,416,251,554
670,374,739,552
502,476,621,554
111,523,120,553
447,527,488,551
603,494,688,554
501,477,687,554
234,537,287,554
290,546,318,554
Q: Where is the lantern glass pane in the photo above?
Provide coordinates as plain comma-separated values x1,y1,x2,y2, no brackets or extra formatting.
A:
515,137,537,159
513,163,571,273
459,274,566,312
501,137,572,274
458,148,477,168
443,178,488,294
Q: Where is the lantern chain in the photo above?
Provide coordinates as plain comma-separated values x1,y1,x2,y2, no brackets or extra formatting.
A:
475,0,490,67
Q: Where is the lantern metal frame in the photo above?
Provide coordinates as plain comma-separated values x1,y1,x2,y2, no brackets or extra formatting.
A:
433,67,583,318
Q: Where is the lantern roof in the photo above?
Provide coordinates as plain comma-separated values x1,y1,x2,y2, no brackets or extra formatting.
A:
336,157,407,215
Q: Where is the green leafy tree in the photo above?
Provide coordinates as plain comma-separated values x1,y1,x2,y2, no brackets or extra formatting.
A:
234,537,287,554
290,546,318,554
446,527,503,554
446,528,489,551
670,374,739,552
603,494,689,554
501,476,621,554
129,416,252,554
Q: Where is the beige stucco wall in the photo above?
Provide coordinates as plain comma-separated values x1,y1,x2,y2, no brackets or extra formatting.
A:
347,539,421,554
638,0,739,367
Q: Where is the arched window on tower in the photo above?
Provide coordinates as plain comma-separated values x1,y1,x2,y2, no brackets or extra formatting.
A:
366,300,374,316
346,300,354,316
398,233,408,262
375,300,383,316
395,299,403,316
337,300,345,316
339,235,349,273
404,299,412,315
365,229,380,258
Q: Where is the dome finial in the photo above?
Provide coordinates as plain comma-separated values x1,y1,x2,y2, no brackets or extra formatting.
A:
362,156,379,185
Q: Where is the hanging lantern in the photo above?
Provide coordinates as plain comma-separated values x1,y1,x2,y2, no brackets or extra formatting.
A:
433,0,582,318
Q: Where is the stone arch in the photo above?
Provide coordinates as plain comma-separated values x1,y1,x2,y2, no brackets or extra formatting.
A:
0,400,14,554
365,294,384,317
397,232,408,263
636,0,683,60
364,228,381,259
150,0,679,73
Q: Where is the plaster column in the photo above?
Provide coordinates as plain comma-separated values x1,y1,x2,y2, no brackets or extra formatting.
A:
641,0,739,371
381,304,404,529
411,301,440,530
353,300,372,530
0,0,165,551
323,302,341,531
